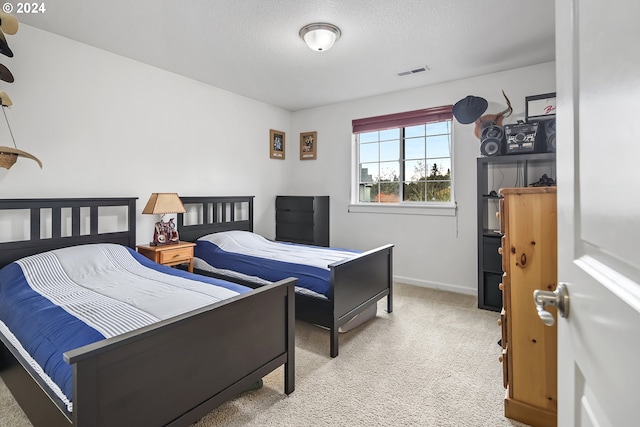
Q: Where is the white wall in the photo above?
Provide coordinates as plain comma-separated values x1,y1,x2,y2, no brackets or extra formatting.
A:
289,62,556,295
2,25,555,297
0,25,292,242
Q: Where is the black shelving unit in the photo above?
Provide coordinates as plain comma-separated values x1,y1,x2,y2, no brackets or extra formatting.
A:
477,152,556,311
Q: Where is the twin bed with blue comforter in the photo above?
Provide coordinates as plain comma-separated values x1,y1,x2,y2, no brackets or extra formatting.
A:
0,243,249,412
0,197,296,427
177,196,394,358
193,230,361,299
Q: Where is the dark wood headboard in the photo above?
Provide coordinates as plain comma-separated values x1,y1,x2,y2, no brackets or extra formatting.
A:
177,196,254,242
0,198,137,268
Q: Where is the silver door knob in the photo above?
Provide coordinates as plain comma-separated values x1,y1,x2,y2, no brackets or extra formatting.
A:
533,282,569,326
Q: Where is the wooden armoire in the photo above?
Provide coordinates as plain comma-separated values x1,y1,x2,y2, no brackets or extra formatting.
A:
498,187,557,427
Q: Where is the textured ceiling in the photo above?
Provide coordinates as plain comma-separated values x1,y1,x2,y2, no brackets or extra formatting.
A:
18,0,556,111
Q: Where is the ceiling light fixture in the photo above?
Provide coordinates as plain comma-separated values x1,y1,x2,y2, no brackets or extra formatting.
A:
299,23,341,52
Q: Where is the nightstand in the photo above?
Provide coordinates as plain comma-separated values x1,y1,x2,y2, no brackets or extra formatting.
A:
136,241,196,273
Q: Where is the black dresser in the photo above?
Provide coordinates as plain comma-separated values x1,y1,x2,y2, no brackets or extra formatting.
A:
275,196,329,247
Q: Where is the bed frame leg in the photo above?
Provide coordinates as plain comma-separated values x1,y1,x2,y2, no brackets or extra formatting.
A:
330,327,338,358
284,360,295,394
285,278,296,394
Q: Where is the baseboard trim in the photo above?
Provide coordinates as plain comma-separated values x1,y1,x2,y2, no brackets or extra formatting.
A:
394,275,476,296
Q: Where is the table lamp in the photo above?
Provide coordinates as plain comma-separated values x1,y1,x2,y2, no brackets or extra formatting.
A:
142,193,186,245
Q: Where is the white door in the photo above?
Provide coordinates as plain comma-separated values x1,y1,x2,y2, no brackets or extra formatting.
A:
555,0,640,425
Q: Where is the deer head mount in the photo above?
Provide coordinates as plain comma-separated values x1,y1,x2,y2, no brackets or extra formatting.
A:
473,90,513,139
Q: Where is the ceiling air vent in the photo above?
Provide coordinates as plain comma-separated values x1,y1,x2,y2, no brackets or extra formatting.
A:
397,65,430,77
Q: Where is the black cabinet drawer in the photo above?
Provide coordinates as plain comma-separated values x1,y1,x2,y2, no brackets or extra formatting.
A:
275,196,329,246
276,196,315,212
483,236,502,273
276,210,314,225
483,272,503,310
276,223,314,242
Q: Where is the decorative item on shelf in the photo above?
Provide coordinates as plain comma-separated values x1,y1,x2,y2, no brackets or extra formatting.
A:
530,173,556,187
454,91,513,158
299,23,341,52
473,90,512,140
452,91,513,140
525,92,556,122
300,131,317,160
269,129,286,159
142,193,186,246
0,12,42,170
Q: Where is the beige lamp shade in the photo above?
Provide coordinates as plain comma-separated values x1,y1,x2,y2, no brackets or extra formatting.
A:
142,193,186,215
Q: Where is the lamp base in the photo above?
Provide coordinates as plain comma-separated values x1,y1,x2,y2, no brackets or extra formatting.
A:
151,219,180,246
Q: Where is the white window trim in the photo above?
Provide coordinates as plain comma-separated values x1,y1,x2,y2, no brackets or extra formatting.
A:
348,202,457,216
350,124,457,217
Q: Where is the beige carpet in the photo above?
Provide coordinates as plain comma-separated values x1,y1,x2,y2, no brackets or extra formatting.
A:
0,283,529,426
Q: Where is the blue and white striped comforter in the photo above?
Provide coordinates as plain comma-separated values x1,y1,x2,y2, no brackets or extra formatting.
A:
194,230,360,298
0,243,249,412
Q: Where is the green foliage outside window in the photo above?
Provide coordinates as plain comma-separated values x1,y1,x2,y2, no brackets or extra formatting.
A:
357,119,452,204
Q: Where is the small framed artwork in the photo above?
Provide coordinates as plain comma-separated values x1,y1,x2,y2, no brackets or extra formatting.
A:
270,129,285,159
525,92,556,122
300,131,317,160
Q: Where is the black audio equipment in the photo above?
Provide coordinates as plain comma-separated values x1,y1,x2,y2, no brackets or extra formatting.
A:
480,136,502,156
503,121,539,155
479,123,504,156
544,119,556,152
481,124,504,141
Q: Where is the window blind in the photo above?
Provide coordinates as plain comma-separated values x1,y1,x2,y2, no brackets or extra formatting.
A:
352,105,453,134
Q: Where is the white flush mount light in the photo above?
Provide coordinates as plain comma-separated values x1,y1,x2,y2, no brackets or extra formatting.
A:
299,23,341,52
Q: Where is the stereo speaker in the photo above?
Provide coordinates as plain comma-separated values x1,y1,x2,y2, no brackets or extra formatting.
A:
481,124,504,141
480,137,502,156
544,119,556,152
480,124,504,156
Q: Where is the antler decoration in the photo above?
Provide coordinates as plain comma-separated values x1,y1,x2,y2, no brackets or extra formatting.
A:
473,90,513,139
0,12,42,170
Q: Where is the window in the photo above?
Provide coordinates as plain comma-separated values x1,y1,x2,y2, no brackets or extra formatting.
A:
353,106,454,205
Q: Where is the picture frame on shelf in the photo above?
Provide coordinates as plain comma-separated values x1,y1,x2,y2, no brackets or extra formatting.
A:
270,129,285,159
300,131,317,160
525,92,556,122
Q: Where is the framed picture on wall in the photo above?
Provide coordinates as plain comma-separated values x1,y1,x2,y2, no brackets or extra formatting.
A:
300,131,317,160
525,92,556,122
270,129,285,159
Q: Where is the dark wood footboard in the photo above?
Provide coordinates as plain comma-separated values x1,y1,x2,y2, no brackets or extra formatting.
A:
69,278,295,426
0,278,296,427
311,244,393,357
